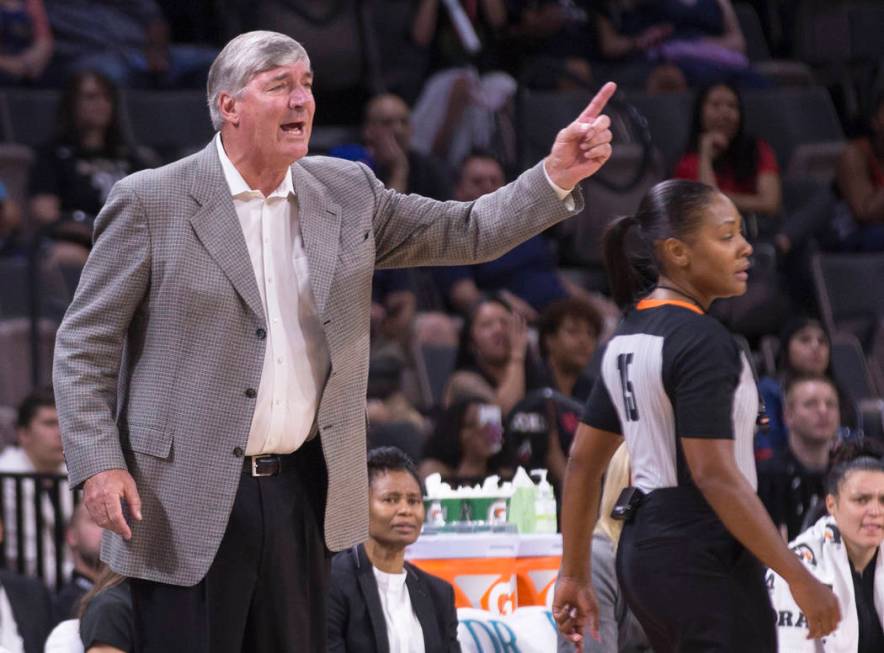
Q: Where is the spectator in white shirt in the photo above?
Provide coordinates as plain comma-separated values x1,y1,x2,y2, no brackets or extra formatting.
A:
0,387,72,587
327,447,460,653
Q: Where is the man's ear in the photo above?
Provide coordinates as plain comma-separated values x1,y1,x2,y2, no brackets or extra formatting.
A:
218,91,240,127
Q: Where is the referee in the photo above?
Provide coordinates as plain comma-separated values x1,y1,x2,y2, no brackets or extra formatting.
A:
553,180,841,652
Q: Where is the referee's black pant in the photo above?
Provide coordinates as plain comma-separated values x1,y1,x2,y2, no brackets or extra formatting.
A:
130,439,330,653
616,486,777,653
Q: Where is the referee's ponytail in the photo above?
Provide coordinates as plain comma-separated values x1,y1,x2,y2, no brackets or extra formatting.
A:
602,179,719,308
603,215,652,308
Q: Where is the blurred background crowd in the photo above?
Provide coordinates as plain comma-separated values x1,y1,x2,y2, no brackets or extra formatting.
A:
0,0,883,649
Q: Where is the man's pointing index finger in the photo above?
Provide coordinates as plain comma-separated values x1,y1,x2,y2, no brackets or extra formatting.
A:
579,81,617,122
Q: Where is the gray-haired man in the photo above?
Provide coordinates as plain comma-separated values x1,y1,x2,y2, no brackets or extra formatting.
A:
53,30,616,651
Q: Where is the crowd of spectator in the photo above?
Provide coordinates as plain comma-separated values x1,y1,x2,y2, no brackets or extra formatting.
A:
0,1,882,652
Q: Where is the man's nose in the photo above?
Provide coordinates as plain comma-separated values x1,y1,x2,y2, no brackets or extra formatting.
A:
289,88,309,107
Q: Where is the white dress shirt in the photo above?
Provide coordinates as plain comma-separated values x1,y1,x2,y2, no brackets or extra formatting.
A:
372,567,425,653
215,135,330,455
0,585,24,653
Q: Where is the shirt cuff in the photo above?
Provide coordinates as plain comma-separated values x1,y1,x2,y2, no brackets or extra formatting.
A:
543,161,576,211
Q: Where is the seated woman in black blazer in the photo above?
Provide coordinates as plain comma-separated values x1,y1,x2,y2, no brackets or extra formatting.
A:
328,446,461,653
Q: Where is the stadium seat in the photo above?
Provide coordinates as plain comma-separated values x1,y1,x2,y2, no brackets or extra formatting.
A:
562,144,665,271
0,143,33,206
0,94,11,142
781,176,829,216
517,89,591,169
309,125,360,155
122,90,214,161
742,87,844,170
735,3,771,61
0,405,15,448
793,2,852,67
858,398,884,442
734,3,814,87
0,318,56,409
830,331,877,404
415,343,458,408
623,91,694,174
871,320,884,397
812,253,884,350
758,334,779,377
367,421,427,463
846,4,884,62
4,89,59,148
785,141,846,184
0,257,70,322
517,88,652,170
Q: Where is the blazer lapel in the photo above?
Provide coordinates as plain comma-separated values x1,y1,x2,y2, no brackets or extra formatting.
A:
188,143,265,321
291,162,340,317
406,564,442,653
355,545,391,653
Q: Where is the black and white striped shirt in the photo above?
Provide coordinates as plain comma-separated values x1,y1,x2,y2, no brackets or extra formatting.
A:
582,300,758,494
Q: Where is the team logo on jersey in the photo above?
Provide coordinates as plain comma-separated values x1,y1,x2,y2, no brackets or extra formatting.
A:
823,523,842,545
791,544,817,568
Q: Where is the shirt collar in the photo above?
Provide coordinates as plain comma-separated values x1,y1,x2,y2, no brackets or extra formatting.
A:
214,132,294,200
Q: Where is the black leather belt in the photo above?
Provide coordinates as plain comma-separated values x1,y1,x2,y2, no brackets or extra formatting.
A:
242,453,299,478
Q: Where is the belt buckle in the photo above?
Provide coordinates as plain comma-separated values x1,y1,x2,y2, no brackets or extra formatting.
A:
251,454,275,478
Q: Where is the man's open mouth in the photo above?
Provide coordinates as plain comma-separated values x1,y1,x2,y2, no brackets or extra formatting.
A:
281,121,305,135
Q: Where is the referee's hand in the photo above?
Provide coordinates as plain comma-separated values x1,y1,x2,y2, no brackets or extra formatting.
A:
789,575,841,640
552,575,598,652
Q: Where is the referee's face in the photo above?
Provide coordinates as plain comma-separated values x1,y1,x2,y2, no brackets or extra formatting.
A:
678,195,752,305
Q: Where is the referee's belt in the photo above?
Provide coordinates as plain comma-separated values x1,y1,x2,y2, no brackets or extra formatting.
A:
242,452,299,477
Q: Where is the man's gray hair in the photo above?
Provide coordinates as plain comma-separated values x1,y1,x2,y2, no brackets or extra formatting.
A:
207,31,310,131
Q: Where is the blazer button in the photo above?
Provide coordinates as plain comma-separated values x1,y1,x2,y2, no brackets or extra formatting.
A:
245,388,257,398
255,328,266,340
233,446,244,458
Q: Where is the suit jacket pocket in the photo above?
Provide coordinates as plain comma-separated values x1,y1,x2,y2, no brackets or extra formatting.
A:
125,423,173,460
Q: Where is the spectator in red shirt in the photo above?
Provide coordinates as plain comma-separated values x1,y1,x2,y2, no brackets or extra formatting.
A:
833,92,884,252
674,81,788,338
674,81,782,239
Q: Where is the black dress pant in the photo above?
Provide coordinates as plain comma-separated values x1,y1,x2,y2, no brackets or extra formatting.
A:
130,451,329,653
616,487,777,653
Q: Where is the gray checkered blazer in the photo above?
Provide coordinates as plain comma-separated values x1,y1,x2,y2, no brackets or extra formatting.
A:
53,142,583,585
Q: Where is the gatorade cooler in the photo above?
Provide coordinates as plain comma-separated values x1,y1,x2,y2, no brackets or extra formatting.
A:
406,534,519,615
515,534,562,608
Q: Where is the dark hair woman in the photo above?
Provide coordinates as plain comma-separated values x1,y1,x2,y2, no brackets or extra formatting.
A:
756,317,836,459
418,396,512,487
834,92,884,252
443,295,545,417
553,179,840,652
78,567,132,653
28,70,150,264
675,82,782,236
769,438,884,652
